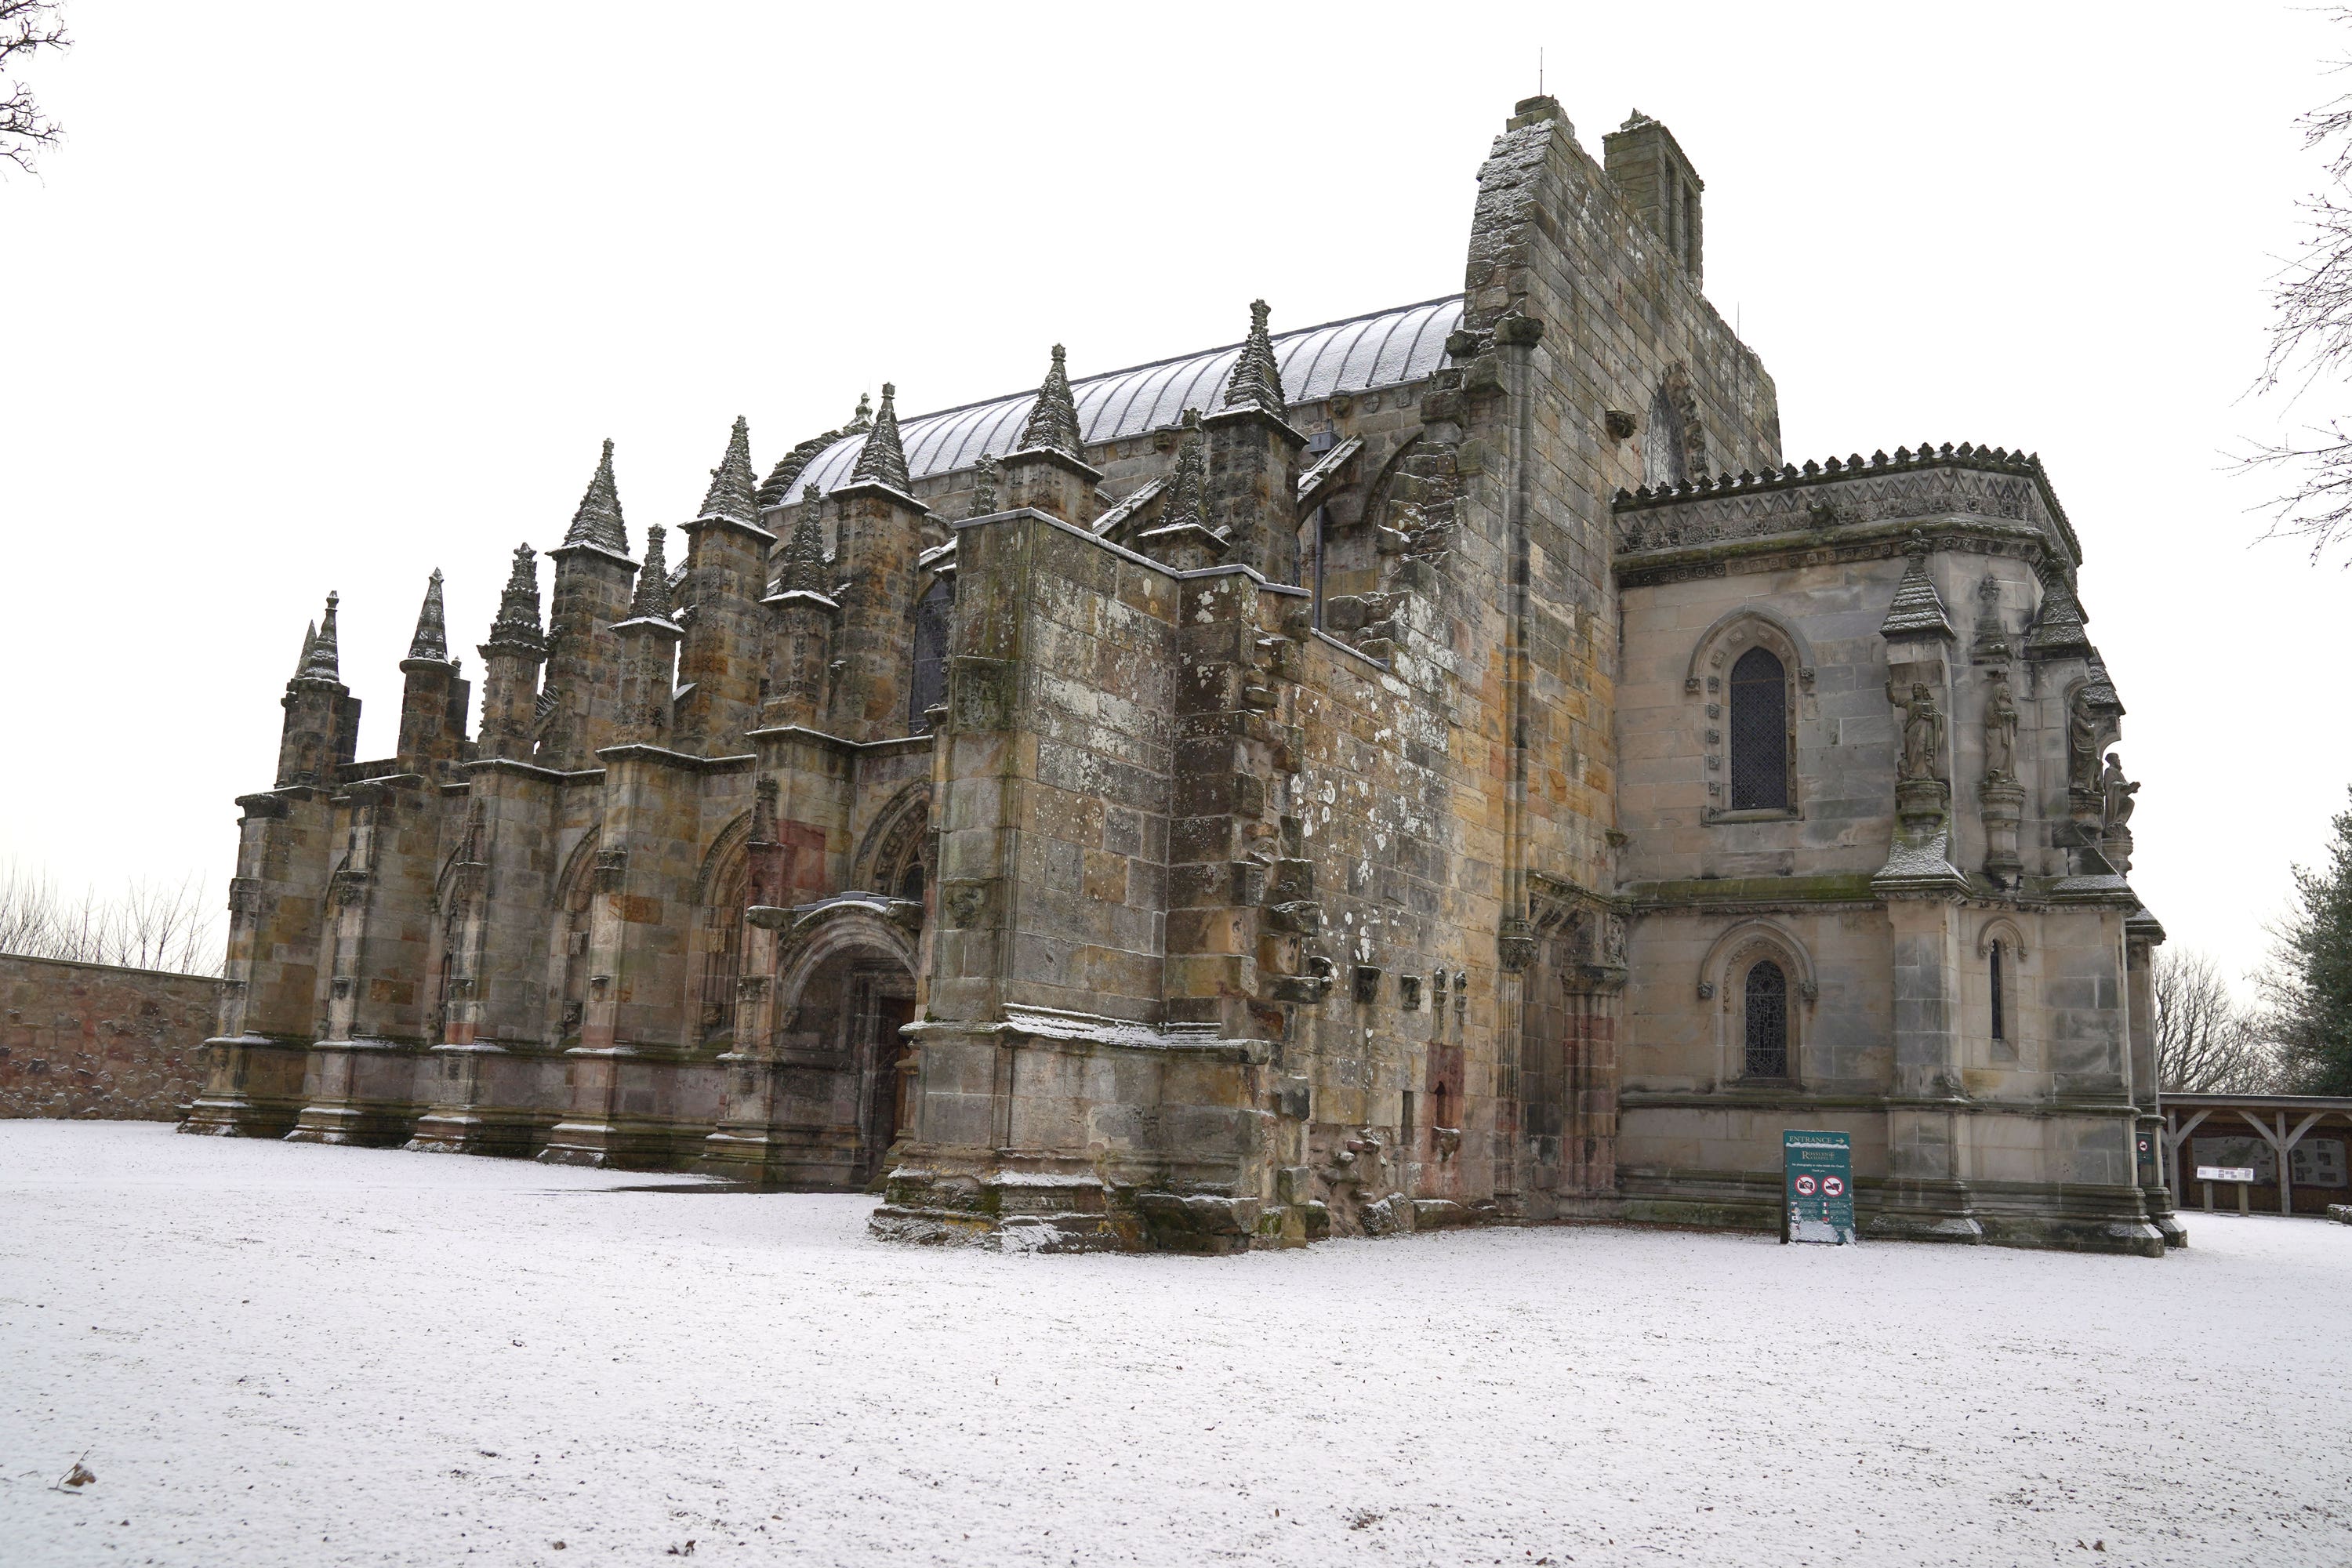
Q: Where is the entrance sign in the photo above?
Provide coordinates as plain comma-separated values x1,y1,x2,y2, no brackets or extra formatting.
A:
1783,1129,1857,1245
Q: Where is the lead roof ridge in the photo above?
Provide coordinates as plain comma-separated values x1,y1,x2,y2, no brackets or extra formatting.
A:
854,292,1465,432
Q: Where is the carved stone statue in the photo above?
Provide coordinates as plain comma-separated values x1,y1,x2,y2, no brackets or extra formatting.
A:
2067,690,2103,797
1889,681,1944,782
2101,752,2139,828
1984,672,2018,782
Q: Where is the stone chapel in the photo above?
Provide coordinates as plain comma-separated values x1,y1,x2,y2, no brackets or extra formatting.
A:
183,98,2180,1256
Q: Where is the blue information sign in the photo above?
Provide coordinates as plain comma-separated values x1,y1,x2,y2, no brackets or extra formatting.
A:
1783,1129,1857,1245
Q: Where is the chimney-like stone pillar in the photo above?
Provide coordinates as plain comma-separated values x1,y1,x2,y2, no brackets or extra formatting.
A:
1203,302,1305,583
396,571,469,775
540,441,637,768
1602,108,1704,283
999,344,1102,525
611,524,683,746
477,546,547,762
1000,447,1102,527
826,387,928,741
276,593,356,789
760,488,840,729
677,418,778,755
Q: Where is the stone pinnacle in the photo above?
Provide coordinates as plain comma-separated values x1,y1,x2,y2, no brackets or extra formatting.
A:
407,569,450,662
630,526,673,619
485,544,545,654
1221,299,1286,416
564,438,630,555
850,383,912,493
1018,344,1084,459
1165,409,1208,528
695,417,760,528
781,486,829,594
299,593,343,681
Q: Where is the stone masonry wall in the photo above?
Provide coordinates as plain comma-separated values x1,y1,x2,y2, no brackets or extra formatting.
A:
0,955,223,1120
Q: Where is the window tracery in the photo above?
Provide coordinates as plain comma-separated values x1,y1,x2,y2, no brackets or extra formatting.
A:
1728,646,1789,811
1743,960,1790,1080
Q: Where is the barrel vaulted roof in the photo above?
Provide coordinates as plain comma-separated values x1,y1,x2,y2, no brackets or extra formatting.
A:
790,295,1462,499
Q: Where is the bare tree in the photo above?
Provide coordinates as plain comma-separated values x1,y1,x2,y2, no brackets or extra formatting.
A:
2155,949,2280,1093
2246,10,2352,562
0,858,222,975
0,0,67,176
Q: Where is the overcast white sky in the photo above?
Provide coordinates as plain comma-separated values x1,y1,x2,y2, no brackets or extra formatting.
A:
2,2,2341,993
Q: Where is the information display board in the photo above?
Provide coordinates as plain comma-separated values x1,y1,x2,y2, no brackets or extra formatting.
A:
1783,1129,1857,1245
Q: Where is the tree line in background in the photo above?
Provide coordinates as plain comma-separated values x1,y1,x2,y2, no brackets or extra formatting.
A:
2160,790,2352,1096
0,860,221,977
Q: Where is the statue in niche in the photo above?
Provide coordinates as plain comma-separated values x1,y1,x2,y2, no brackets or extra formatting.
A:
1888,681,1945,782
1983,671,2019,782
2067,690,2103,797
2101,753,2139,828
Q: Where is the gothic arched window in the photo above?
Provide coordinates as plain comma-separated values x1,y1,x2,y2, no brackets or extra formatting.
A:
697,862,746,1046
1990,942,2007,1044
1728,645,1790,811
1744,960,1789,1079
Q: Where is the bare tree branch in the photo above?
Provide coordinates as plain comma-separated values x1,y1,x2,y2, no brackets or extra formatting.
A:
0,857,223,976
2154,949,2281,1093
2245,10,2352,562
0,0,69,176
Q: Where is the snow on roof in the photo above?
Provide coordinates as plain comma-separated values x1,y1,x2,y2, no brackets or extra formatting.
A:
791,295,1462,497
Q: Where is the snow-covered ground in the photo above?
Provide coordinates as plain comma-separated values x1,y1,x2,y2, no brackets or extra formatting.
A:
1,1123,2346,1568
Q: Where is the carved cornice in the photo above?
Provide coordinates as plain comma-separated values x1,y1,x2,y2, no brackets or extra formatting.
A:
1617,519,2049,592
1612,445,2080,570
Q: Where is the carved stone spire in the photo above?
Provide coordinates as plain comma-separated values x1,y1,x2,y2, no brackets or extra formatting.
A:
967,454,1000,519
292,621,317,679
406,570,450,662
850,383,911,492
696,416,761,528
564,438,630,555
780,486,830,594
1221,299,1286,417
485,545,545,654
1165,408,1210,531
1018,345,1083,459
300,593,343,680
629,526,674,620
1879,535,1955,640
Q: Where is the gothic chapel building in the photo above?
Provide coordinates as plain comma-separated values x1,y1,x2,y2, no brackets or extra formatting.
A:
187,99,2180,1256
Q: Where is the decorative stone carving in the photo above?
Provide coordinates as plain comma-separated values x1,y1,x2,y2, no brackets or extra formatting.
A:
2067,688,2104,799
1983,670,2019,783
1497,917,1535,973
1890,681,1945,782
1972,573,2012,663
2101,752,2140,876
2101,752,2139,829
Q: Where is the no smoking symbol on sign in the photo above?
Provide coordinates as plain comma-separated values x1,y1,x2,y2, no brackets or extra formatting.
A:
1794,1175,1818,1196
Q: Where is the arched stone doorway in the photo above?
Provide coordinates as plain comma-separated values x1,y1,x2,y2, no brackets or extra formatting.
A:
779,937,916,1188
697,900,919,1189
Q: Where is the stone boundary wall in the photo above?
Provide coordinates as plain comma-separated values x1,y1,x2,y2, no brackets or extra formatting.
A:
0,954,222,1120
